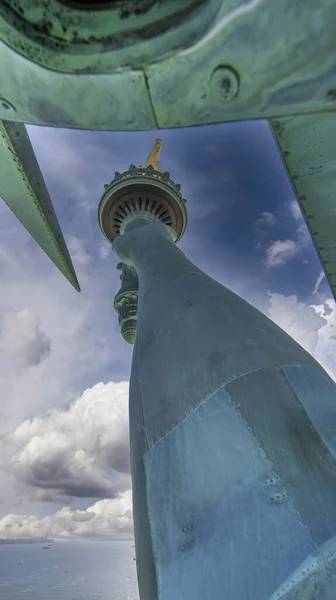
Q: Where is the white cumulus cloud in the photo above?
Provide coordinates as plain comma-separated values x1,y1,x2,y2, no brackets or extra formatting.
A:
268,294,336,380
0,308,51,369
262,201,311,268
0,490,133,540
289,200,302,221
8,381,131,502
265,239,298,267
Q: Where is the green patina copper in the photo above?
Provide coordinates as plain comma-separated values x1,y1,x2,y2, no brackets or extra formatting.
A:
0,0,335,295
98,165,187,245
0,0,206,74
0,119,80,291
270,115,336,297
1,0,335,129
107,138,188,342
114,262,139,345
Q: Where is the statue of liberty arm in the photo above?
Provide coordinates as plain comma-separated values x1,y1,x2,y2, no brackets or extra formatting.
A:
98,140,336,600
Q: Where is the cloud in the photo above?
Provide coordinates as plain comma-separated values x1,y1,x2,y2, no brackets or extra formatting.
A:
0,127,133,519
8,381,131,502
25,126,140,220
288,200,311,249
66,237,93,283
256,212,276,227
0,194,132,421
26,128,105,215
268,294,336,380
295,223,311,248
254,211,277,251
67,237,92,267
261,199,312,268
99,241,111,260
312,270,325,296
0,490,133,540
310,299,336,380
0,309,51,369
289,200,302,221
268,293,324,355
265,239,298,267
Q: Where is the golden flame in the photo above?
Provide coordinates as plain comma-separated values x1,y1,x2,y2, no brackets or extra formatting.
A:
145,138,163,172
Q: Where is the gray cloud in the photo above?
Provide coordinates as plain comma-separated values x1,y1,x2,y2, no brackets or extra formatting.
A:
9,381,131,502
0,309,51,368
20,449,119,500
0,152,132,517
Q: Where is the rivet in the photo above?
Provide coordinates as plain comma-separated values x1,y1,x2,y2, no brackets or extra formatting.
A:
210,66,240,102
181,539,194,550
182,523,195,533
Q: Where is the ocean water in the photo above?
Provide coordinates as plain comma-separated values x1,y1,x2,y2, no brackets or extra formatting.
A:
0,540,139,600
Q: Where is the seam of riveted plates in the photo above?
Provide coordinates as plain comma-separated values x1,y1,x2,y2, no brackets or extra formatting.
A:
270,115,336,301
0,119,80,291
1,1,336,129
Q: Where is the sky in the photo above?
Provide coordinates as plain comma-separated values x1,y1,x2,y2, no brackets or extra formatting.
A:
0,119,335,541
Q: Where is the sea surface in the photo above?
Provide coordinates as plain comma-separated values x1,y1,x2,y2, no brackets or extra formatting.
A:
0,540,139,600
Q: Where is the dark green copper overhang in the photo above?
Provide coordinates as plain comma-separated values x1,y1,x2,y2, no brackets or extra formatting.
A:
0,119,80,291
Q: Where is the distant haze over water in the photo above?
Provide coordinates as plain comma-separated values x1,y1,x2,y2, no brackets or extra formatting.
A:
0,539,139,600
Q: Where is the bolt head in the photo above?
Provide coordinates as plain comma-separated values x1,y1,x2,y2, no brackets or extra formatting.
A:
210,66,239,102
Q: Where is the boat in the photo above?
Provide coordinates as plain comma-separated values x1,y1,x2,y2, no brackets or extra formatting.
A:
42,545,51,549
